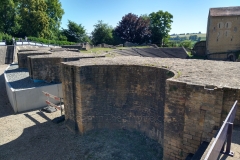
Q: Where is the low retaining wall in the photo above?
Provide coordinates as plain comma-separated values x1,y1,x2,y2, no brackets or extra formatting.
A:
62,45,82,50
4,64,62,113
18,51,52,68
28,52,106,83
0,46,7,64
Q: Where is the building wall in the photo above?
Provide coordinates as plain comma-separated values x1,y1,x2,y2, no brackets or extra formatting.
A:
207,16,240,54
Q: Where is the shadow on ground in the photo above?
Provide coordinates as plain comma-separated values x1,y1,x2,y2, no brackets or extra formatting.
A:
0,111,163,160
0,73,14,118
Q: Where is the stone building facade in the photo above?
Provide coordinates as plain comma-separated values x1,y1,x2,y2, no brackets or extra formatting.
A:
206,6,240,60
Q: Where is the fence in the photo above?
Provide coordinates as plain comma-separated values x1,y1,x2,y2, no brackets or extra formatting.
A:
204,100,238,159
0,40,6,46
15,40,59,47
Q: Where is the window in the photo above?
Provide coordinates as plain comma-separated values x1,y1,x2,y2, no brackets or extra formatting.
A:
219,23,220,28
234,27,237,32
226,23,228,28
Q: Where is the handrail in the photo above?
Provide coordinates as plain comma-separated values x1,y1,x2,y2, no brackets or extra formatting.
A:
15,40,59,47
204,100,238,159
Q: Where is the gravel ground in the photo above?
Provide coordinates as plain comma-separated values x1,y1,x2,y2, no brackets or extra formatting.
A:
0,64,163,160
5,63,55,89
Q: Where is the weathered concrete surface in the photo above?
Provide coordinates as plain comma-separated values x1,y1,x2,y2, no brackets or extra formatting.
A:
15,46,52,63
28,52,106,83
0,46,7,65
18,51,52,68
61,56,240,160
0,46,16,65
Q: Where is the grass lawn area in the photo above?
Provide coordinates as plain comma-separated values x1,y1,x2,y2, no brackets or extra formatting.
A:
170,33,206,39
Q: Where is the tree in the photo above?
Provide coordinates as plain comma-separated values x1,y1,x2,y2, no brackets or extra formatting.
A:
45,0,64,39
18,0,50,38
149,10,173,46
62,20,90,43
114,13,151,44
0,0,20,35
189,35,198,41
91,20,114,45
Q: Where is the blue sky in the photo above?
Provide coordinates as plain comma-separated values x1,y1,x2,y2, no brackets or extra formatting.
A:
60,0,239,35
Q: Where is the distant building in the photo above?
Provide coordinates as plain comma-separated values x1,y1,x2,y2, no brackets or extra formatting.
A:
206,6,240,60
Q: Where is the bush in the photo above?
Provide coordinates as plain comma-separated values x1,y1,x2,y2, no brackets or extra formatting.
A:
180,40,192,49
0,32,13,45
0,33,76,45
27,37,75,45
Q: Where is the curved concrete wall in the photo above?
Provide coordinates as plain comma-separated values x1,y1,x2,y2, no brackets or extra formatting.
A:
61,64,174,145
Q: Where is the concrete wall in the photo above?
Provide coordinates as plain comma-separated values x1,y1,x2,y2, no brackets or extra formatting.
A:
61,64,173,146
28,57,62,83
15,45,51,63
17,51,52,68
0,46,7,65
4,65,63,113
28,54,105,83
61,45,82,50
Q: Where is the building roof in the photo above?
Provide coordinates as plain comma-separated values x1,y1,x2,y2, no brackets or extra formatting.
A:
210,6,240,16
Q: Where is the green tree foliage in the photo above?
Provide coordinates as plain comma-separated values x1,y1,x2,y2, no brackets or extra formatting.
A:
0,0,20,35
114,13,151,44
18,0,50,38
149,10,173,46
62,20,90,43
0,0,64,39
91,20,114,45
45,0,64,39
189,35,198,41
180,40,192,49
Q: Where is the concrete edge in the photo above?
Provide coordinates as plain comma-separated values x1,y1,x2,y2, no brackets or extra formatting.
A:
4,63,63,113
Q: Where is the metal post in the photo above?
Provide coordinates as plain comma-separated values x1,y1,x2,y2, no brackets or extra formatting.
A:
221,140,225,152
60,98,62,116
226,123,233,155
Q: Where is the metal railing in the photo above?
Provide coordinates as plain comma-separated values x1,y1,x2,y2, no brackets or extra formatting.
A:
204,100,238,159
15,40,59,47
0,40,6,46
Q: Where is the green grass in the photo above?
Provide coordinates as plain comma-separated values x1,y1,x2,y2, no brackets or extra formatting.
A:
170,33,206,39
